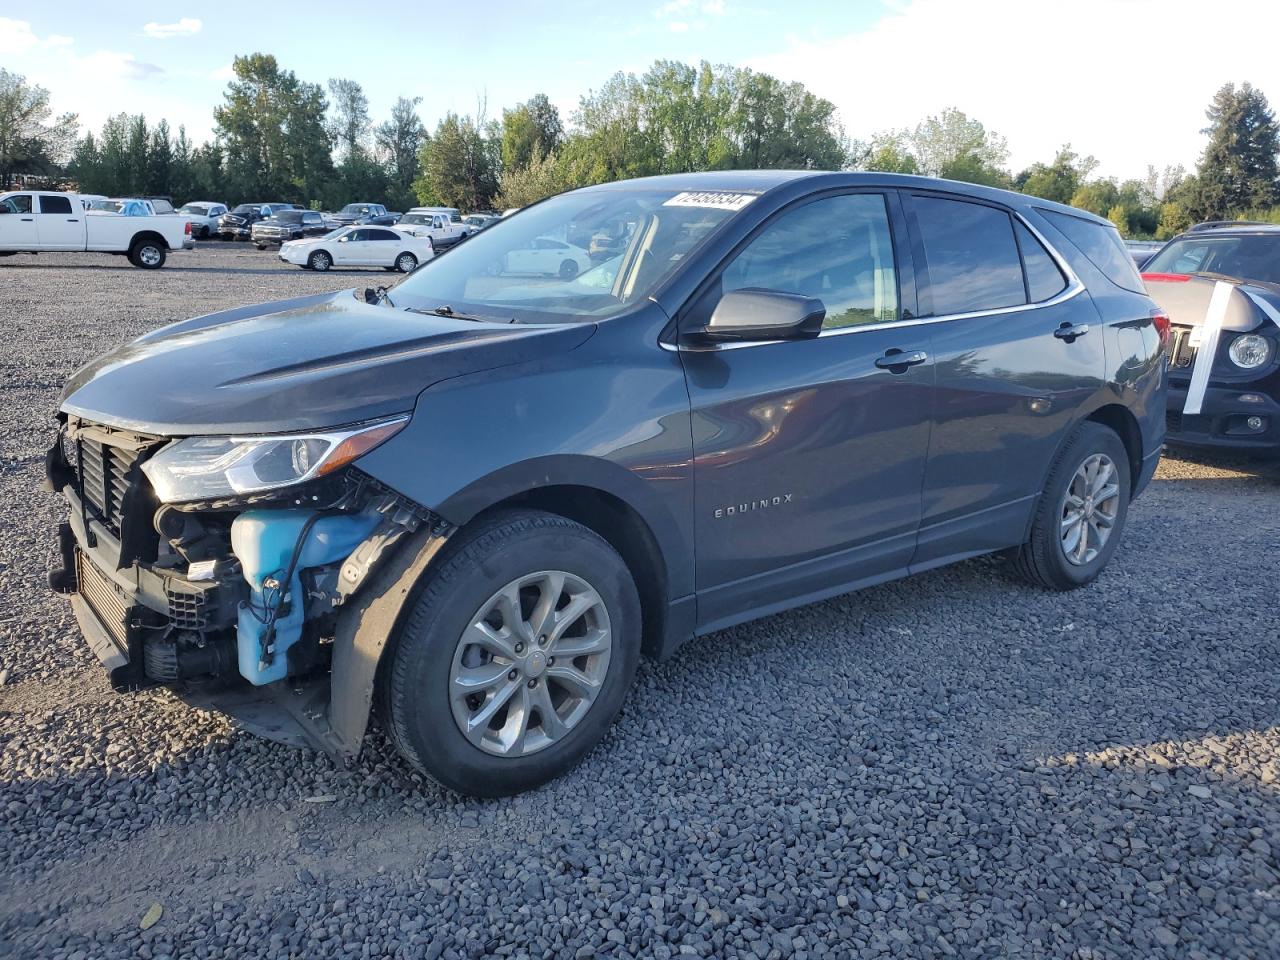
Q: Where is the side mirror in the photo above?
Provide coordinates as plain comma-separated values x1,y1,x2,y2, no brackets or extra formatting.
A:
692,289,826,344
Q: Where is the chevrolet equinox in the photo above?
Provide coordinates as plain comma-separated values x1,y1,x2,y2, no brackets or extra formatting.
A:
47,172,1167,796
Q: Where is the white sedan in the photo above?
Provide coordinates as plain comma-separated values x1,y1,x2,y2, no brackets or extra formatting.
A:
279,226,435,273
501,236,591,279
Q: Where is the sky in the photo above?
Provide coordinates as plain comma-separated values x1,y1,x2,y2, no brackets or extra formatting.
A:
4,0,1280,181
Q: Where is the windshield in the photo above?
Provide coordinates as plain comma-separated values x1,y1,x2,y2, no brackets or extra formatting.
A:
179,204,209,215
390,187,748,321
1144,234,1280,286
231,204,261,215
341,204,372,214
271,210,305,222
399,213,432,225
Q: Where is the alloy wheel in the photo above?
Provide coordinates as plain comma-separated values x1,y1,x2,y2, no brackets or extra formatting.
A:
1059,453,1120,566
448,570,612,757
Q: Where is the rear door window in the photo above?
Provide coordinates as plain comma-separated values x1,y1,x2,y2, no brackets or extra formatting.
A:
38,195,74,214
911,196,1025,315
1038,209,1144,293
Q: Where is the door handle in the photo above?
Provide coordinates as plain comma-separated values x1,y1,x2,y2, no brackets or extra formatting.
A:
20,217,33,222
67,218,79,223
875,349,929,371
1053,322,1090,341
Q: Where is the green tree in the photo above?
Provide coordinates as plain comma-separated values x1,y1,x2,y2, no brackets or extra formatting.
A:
907,108,1008,179
496,149,569,208
501,93,564,172
1070,179,1120,216
1015,145,1097,203
0,69,78,187
1191,82,1280,219
863,141,918,174
145,120,174,197
414,112,498,210
214,53,333,203
376,96,426,209
327,77,370,162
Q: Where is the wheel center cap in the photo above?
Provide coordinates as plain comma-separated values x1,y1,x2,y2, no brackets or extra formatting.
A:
525,650,548,678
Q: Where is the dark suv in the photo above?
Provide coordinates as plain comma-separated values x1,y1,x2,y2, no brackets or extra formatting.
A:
218,203,292,240
1141,223,1280,453
47,172,1166,796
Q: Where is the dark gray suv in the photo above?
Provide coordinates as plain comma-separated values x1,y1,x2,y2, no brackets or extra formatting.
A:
47,172,1167,796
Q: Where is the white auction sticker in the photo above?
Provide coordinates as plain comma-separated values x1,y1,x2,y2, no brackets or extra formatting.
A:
662,191,758,211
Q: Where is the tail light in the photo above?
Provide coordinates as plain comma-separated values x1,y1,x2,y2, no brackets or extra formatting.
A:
1141,272,1190,283
1151,311,1171,350
184,221,192,235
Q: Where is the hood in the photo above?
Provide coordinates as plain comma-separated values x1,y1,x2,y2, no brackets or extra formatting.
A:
60,290,595,436
1144,273,1280,332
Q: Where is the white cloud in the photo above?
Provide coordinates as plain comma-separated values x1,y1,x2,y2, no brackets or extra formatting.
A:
142,18,202,39
747,0,1280,180
45,34,74,47
0,17,40,52
81,51,165,81
669,21,690,32
210,63,236,82
702,0,726,14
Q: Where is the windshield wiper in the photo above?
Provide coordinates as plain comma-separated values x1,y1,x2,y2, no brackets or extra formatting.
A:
404,305,520,324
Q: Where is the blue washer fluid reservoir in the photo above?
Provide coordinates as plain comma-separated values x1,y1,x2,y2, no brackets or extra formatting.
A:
230,509,381,686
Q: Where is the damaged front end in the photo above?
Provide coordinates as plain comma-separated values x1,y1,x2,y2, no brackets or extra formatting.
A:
45,414,452,759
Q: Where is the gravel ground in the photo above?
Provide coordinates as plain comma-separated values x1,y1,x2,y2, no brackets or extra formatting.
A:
1,244,1279,959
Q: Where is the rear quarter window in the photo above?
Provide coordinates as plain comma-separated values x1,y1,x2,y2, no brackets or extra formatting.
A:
1038,209,1144,293
912,195,1026,315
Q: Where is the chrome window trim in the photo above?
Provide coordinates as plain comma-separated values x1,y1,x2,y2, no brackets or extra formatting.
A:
662,209,1083,353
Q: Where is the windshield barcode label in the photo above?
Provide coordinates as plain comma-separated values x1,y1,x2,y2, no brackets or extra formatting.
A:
663,192,757,211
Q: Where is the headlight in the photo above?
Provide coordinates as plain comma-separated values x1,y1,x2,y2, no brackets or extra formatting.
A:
1228,334,1271,369
141,416,408,503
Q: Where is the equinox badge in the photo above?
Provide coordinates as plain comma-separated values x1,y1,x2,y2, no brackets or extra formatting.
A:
715,494,793,519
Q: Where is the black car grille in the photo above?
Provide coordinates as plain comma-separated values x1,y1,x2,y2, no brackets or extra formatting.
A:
75,438,139,537
1167,325,1197,371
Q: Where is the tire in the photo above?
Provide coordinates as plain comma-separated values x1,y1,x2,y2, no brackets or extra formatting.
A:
1011,421,1130,591
128,239,166,269
558,259,579,280
308,250,332,272
395,252,417,273
198,225,210,239
380,510,641,797
255,244,267,251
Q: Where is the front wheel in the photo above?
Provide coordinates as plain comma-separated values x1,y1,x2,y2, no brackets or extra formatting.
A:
558,259,579,280
128,239,165,269
1011,421,1130,590
255,243,267,251
395,252,417,273
380,510,641,797
308,250,332,272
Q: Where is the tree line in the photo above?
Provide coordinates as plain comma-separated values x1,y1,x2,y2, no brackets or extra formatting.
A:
2,58,1278,238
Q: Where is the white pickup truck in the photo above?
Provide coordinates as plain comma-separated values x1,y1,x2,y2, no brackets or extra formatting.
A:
0,190,192,268
393,208,469,249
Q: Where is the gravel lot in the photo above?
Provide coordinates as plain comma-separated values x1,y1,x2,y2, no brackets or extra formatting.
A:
2,244,1279,959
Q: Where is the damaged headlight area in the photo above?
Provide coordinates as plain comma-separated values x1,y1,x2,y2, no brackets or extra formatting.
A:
141,416,409,503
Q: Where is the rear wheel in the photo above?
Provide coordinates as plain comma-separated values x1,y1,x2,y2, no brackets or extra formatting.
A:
396,252,417,273
558,259,579,279
255,243,267,251
308,250,332,272
1012,422,1130,590
128,239,165,269
380,510,640,797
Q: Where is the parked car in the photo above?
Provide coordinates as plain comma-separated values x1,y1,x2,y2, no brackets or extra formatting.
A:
278,225,434,272
1,190,191,267
330,203,399,227
144,197,177,216
501,235,592,278
394,209,468,249
251,209,331,248
1125,239,1163,269
218,203,291,241
462,214,498,234
1141,222,1280,453
177,202,228,239
46,171,1165,797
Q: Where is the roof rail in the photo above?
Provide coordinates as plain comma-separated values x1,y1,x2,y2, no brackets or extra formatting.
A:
1186,220,1274,232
